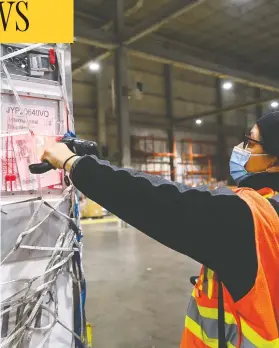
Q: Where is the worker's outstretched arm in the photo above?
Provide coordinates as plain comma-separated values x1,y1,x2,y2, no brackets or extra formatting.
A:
70,155,256,301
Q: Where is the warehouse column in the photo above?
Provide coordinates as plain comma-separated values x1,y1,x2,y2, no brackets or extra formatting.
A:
216,78,228,181
114,0,131,167
255,88,262,120
164,64,175,181
97,65,108,156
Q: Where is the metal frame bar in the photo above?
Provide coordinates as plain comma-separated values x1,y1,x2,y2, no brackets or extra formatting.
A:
215,77,228,181
114,0,131,167
164,64,175,181
255,88,263,121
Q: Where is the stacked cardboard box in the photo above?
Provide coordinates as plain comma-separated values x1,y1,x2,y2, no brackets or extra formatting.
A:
81,198,103,218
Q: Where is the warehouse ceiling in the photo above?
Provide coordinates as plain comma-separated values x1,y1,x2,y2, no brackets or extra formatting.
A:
158,0,279,78
73,0,279,90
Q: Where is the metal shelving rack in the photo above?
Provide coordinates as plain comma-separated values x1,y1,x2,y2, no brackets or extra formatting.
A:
176,139,214,186
131,135,215,186
131,135,176,180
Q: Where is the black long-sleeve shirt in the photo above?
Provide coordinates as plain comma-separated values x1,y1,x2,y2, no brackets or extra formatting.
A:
70,155,279,302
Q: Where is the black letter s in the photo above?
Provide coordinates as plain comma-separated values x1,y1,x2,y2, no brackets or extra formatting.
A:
16,1,29,32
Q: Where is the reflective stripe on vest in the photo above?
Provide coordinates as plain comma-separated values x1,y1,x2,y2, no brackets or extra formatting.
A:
186,296,238,347
202,267,217,299
185,294,279,347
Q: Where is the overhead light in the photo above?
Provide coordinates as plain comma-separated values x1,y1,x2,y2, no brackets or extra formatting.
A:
270,101,279,108
196,119,202,125
89,62,100,72
222,81,233,90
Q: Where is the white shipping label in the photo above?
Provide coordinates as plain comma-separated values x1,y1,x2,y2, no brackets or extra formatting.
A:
1,104,56,135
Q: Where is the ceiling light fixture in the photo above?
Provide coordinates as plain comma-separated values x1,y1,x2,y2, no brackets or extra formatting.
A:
89,62,100,72
222,81,233,90
196,119,202,125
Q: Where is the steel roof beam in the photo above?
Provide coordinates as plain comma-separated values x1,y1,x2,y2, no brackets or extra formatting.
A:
175,96,278,125
74,1,204,49
123,0,205,45
73,6,279,92
129,39,279,92
127,112,243,136
75,18,117,49
72,1,205,72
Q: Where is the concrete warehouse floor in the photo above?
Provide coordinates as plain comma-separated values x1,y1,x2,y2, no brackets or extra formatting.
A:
82,221,200,348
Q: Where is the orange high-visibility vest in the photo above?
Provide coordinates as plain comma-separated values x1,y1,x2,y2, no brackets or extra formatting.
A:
181,188,279,348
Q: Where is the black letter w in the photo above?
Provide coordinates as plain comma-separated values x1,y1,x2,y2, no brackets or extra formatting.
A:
0,1,15,31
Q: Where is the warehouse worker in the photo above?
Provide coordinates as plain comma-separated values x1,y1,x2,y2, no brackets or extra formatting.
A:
42,111,279,347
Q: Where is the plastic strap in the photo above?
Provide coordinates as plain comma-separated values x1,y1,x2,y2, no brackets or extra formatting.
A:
0,194,83,348
55,46,74,126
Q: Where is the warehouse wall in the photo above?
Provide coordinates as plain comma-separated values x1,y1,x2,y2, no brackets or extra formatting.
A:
72,54,276,178
128,57,218,124
126,56,275,138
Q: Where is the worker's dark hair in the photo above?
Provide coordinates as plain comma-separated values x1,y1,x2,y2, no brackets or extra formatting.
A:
257,111,279,159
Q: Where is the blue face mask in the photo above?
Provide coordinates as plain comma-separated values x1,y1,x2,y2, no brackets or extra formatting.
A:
229,145,268,184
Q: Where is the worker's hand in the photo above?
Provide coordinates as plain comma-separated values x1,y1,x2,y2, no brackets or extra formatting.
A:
41,143,80,171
